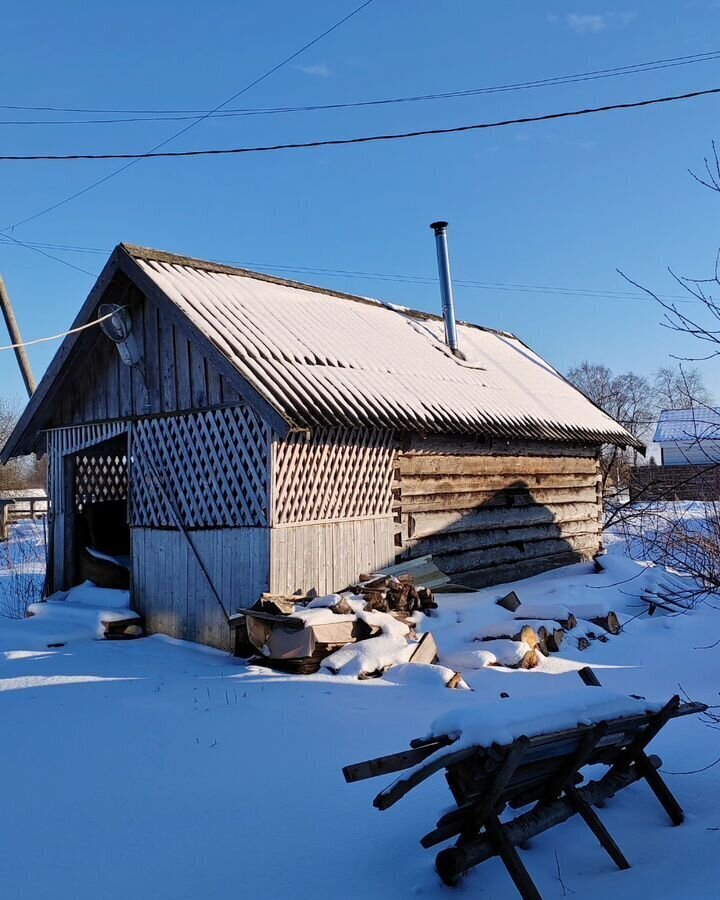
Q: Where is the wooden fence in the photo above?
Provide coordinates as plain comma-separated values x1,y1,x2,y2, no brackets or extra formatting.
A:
628,464,720,502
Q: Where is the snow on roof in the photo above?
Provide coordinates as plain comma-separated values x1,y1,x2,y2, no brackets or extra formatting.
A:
654,408,720,443
127,247,640,447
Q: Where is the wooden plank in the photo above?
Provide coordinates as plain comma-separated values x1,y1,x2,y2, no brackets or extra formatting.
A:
409,502,600,539
399,454,598,476
142,295,161,412
434,534,601,576
403,436,597,458
173,327,192,411
456,550,600,590
343,739,451,783
483,815,542,900
400,473,598,495
404,520,599,556
635,750,685,825
398,487,599,513
565,784,631,870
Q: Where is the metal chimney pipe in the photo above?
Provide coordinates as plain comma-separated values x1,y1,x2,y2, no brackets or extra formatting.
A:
430,221,460,356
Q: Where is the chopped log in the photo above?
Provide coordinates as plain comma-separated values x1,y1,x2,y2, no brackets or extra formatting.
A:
544,627,565,653
496,590,521,612
589,612,620,635
491,648,538,670
577,636,591,651
446,672,467,690
257,594,303,614
409,632,439,665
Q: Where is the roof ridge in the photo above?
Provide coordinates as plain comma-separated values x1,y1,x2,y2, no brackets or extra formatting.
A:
119,242,518,340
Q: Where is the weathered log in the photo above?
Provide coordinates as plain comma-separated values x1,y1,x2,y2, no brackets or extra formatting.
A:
409,503,600,541
434,756,661,885
400,473,598,497
404,520,599,557
458,551,599,591
438,536,600,577
397,453,598,475
397,486,600,514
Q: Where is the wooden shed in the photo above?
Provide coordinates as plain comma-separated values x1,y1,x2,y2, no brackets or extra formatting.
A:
1,244,640,650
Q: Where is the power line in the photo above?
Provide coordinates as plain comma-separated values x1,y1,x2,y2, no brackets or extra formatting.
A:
0,305,125,352
1,49,719,125
0,0,376,235
0,235,703,304
0,85,716,162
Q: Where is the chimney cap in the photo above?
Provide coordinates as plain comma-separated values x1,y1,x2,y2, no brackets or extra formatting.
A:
430,220,448,233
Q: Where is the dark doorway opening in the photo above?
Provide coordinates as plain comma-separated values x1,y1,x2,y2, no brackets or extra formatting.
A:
70,433,130,590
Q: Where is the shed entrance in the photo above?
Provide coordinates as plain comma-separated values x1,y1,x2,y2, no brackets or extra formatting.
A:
47,425,130,593
73,434,130,589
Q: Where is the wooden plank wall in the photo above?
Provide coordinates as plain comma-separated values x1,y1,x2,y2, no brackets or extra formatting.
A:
132,527,269,651
269,517,396,595
396,436,603,589
48,278,242,429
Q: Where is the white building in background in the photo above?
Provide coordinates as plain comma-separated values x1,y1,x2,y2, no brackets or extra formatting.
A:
654,408,720,466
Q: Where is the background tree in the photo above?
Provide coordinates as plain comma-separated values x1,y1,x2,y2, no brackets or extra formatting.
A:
566,362,654,491
652,364,712,411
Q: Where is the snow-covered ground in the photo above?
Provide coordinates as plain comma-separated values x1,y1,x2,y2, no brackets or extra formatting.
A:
1,517,719,899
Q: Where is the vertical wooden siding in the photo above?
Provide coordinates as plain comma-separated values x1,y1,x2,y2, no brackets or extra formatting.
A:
48,278,243,429
269,517,395,595
132,527,269,650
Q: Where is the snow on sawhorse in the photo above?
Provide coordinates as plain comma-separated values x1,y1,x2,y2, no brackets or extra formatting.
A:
343,682,706,900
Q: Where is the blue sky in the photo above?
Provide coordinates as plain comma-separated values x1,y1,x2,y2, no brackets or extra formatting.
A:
1,0,720,403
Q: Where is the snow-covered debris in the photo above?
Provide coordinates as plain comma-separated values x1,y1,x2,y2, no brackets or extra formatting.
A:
443,639,535,670
322,635,414,677
381,663,471,691
26,581,137,640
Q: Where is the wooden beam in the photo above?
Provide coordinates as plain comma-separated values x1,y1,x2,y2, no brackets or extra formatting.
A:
565,784,631,870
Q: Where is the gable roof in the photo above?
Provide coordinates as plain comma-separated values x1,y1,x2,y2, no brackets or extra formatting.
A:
2,243,642,461
654,407,720,443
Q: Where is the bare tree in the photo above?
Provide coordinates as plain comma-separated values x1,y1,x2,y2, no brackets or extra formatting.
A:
653,364,712,411
567,362,654,490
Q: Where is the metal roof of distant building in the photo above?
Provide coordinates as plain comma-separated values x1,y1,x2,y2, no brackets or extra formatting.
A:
654,407,720,442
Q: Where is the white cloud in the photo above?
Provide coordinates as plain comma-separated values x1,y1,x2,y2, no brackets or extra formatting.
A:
548,11,637,34
295,63,333,77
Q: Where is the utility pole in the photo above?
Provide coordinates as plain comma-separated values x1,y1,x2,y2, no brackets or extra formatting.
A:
0,275,36,398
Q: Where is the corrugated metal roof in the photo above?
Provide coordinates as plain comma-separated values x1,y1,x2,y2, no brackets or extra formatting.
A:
127,247,640,448
654,408,720,442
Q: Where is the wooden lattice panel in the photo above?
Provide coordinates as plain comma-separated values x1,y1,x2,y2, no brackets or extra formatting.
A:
75,450,128,511
47,424,128,517
273,428,396,524
130,406,270,528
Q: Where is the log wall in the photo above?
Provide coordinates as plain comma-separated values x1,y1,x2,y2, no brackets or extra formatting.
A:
395,437,603,588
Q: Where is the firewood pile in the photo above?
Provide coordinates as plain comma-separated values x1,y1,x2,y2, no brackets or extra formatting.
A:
229,568,460,683
469,590,621,670
346,572,438,616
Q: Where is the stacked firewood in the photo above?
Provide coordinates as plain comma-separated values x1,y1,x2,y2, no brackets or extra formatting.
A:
346,573,438,616
470,591,621,670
